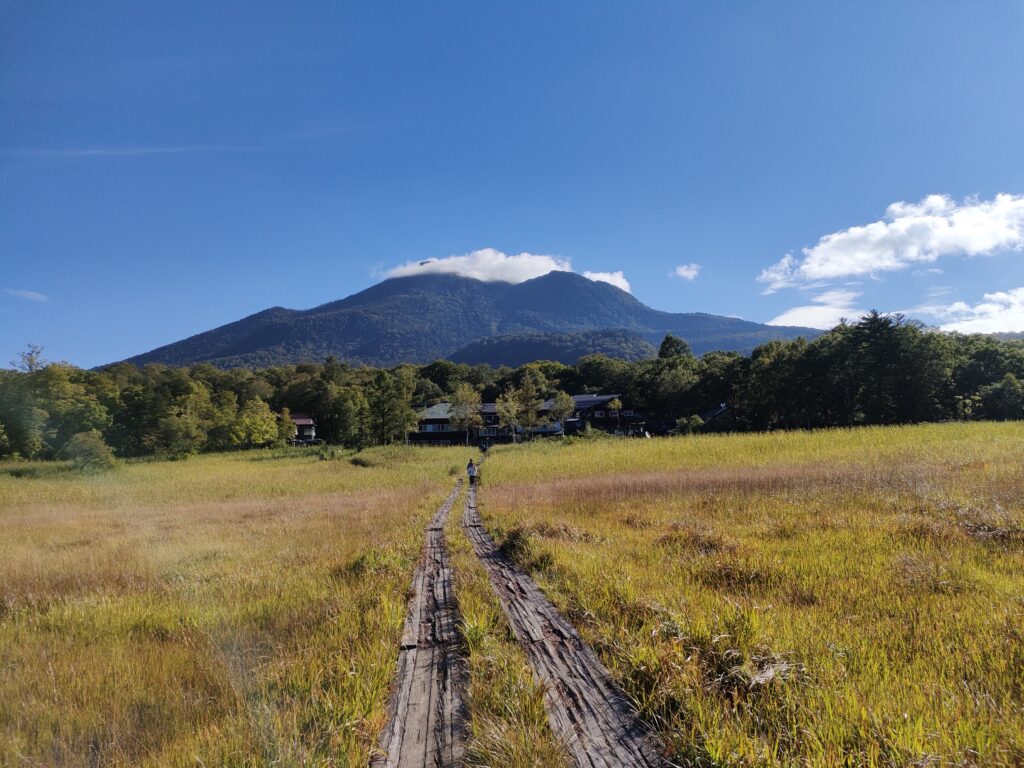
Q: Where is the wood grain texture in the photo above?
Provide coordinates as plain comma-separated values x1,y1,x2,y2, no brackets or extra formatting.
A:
374,481,468,768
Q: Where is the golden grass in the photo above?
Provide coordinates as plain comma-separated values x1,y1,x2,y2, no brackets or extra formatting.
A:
479,422,1024,766
0,445,469,766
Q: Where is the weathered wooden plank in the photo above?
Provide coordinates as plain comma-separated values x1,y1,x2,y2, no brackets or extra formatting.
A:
462,485,669,768
373,481,468,768
399,569,426,650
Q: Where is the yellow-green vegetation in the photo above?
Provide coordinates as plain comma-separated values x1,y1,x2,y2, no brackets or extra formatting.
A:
444,494,567,767
479,422,1024,766
0,445,467,767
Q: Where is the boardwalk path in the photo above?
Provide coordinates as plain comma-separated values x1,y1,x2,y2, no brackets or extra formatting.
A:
373,481,467,768
462,484,669,768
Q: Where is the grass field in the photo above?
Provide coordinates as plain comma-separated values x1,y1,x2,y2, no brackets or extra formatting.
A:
4,423,1023,766
478,422,1024,766
0,445,468,767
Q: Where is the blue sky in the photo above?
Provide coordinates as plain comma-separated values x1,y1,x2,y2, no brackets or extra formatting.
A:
2,2,1024,368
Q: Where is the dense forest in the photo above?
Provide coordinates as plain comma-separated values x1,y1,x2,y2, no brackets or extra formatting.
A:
2,311,1023,463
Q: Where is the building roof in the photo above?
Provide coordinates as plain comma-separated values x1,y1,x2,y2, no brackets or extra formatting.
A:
418,394,623,421
420,402,452,420
566,394,621,410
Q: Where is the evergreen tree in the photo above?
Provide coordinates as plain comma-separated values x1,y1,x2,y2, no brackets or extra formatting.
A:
658,334,692,359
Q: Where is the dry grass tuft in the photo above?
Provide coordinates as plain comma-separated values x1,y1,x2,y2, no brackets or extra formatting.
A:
896,553,972,594
529,519,602,543
656,523,737,556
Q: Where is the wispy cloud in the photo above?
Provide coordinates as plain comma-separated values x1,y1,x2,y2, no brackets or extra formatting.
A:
758,194,1024,292
0,145,262,158
670,263,701,281
386,248,632,292
583,271,631,293
768,289,863,329
3,288,48,302
911,287,1024,333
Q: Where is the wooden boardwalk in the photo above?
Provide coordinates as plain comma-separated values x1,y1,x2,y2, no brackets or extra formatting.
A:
462,484,669,768
373,481,468,768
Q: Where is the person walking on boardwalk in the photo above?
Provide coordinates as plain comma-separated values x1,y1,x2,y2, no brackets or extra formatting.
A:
466,458,478,486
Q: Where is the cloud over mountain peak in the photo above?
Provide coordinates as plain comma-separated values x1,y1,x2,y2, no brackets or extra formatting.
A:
386,248,631,292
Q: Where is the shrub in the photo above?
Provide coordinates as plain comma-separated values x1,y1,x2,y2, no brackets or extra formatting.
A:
673,415,704,435
58,430,116,473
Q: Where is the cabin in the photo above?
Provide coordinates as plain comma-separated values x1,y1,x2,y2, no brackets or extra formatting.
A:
287,413,320,445
559,394,646,437
412,403,469,446
408,394,645,446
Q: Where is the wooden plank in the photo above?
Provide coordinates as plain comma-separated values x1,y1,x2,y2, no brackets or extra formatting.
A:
373,481,468,768
461,484,669,768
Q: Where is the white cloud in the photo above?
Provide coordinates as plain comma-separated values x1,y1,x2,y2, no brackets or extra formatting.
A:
924,285,952,300
759,194,1024,292
809,289,860,306
387,248,572,283
583,270,631,293
912,287,1024,333
3,288,48,302
671,263,701,281
768,289,863,329
386,248,632,291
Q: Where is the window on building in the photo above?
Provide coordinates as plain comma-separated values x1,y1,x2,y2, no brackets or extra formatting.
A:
623,410,633,416
594,410,604,417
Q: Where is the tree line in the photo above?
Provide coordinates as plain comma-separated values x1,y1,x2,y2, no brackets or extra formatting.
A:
2,311,1023,462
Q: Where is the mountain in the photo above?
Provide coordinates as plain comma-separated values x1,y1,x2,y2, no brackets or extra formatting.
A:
450,330,659,367
119,271,819,368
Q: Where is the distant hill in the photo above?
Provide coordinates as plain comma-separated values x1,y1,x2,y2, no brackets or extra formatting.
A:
119,271,820,368
450,329,658,367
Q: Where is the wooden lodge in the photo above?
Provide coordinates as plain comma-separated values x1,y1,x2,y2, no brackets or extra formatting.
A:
408,394,645,447
286,412,321,445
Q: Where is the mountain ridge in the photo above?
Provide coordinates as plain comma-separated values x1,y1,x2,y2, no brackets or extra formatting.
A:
118,271,820,368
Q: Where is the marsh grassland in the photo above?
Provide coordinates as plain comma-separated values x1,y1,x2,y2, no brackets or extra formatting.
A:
0,446,467,767
479,423,1024,766
4,424,1023,767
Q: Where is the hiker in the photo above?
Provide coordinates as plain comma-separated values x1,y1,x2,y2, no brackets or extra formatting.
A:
466,458,478,486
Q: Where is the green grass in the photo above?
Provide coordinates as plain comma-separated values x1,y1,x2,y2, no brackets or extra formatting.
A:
479,422,1024,766
0,445,468,767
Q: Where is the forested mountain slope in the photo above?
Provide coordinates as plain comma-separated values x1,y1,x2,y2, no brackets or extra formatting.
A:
121,271,818,368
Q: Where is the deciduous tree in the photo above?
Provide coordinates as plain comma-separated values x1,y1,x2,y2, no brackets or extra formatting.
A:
449,383,483,445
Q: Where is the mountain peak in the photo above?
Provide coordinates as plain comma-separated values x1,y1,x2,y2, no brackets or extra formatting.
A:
118,268,819,368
